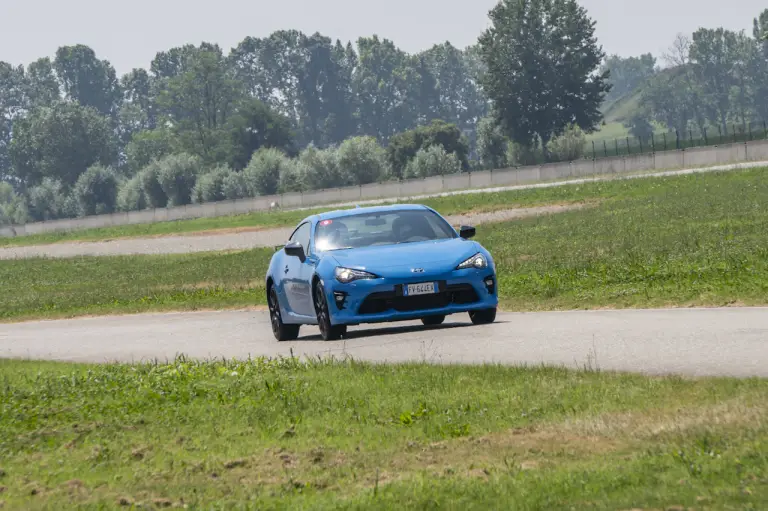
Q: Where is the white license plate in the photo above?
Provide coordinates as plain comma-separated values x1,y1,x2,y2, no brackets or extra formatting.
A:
405,282,436,296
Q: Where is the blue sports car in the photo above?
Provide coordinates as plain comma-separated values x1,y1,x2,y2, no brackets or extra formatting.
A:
265,203,498,341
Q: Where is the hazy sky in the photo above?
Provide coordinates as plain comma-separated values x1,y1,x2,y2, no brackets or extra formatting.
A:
1,0,765,74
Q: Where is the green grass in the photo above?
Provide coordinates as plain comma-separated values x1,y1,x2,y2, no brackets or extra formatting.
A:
0,186,593,248
2,167,767,322
0,357,766,509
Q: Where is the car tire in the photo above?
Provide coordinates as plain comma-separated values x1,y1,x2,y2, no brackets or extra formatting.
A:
469,307,496,325
268,287,300,341
421,315,445,326
313,281,346,341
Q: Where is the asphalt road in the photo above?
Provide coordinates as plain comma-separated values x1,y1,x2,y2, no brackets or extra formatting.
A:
3,307,767,378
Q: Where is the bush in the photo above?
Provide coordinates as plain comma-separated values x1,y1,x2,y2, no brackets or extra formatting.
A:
117,175,147,212
192,165,237,204
73,164,119,216
26,178,68,222
299,144,349,190
278,161,307,194
124,128,175,176
221,172,248,200
337,136,390,186
387,120,470,178
404,145,462,179
548,124,586,161
155,153,204,207
138,161,167,208
243,148,293,197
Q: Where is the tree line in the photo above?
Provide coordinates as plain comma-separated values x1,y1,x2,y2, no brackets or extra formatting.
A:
1,0,767,225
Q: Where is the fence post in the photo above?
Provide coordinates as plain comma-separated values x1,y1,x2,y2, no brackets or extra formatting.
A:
592,140,596,159
748,123,753,141
615,139,619,156
639,135,643,154
718,125,723,144
675,130,680,150
651,132,655,152
732,124,737,143
603,140,608,157
689,129,693,148
764,120,767,139
703,127,708,145
663,133,667,151
626,137,631,155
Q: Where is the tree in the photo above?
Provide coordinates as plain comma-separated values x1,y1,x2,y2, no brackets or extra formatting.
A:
227,98,297,171
623,111,654,141
54,45,122,117
192,164,239,203
477,0,610,158
476,116,508,169
156,44,243,165
689,28,741,133
72,164,119,215
116,174,147,212
600,54,657,105
124,128,176,175
9,101,117,188
25,58,60,108
404,145,462,178
547,124,586,161
0,62,28,182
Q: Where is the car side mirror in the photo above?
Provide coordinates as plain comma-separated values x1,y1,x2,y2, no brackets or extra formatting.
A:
284,240,306,262
459,225,476,239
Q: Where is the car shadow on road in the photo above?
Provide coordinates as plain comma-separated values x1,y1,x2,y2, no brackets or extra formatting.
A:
290,320,509,342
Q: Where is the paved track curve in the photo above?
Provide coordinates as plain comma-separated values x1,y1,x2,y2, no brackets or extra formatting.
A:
2,307,767,378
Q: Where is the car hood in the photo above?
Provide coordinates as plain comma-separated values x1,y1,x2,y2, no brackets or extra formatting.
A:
326,238,479,273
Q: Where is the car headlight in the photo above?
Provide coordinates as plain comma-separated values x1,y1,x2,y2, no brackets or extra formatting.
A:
456,253,488,270
335,267,378,283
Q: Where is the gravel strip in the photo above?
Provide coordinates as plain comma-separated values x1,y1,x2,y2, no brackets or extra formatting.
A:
0,204,587,260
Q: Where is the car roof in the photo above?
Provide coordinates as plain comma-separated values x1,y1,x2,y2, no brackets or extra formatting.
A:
306,203,432,223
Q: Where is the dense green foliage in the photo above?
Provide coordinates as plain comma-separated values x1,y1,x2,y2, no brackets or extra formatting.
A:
1,6,767,225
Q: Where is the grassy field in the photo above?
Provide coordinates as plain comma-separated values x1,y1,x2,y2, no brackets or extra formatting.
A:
2,167,767,322
0,357,766,509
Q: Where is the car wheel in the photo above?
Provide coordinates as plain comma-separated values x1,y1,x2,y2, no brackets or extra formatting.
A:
469,307,496,325
421,315,445,326
314,281,346,341
268,287,300,341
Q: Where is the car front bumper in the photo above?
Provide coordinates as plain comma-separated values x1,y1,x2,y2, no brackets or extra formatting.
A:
321,268,498,325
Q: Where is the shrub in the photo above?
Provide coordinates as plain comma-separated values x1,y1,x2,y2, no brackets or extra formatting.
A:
337,136,390,185
73,164,119,216
26,178,68,221
138,161,167,208
548,124,586,161
117,174,147,212
155,153,204,206
192,165,237,204
242,148,293,197
404,145,462,179
476,116,508,169
299,144,349,190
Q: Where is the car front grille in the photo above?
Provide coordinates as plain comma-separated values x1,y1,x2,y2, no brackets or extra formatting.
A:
358,283,480,315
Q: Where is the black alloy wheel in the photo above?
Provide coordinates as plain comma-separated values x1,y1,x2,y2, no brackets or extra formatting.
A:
268,287,300,341
314,281,346,341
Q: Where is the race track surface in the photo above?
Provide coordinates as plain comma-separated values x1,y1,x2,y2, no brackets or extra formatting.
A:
2,307,767,378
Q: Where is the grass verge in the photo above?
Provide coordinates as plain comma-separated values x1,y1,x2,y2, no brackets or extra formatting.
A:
2,167,767,322
0,357,766,509
0,165,742,248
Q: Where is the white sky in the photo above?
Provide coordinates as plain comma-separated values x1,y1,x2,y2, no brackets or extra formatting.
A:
1,0,764,74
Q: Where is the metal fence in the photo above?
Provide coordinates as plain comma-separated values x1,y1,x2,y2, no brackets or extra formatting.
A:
587,121,768,160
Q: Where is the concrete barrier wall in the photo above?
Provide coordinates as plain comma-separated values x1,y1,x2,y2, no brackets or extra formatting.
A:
4,139,768,238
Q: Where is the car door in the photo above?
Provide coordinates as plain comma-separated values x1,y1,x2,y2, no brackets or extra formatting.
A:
283,221,314,317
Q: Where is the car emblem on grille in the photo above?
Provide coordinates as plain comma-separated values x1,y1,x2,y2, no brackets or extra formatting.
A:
411,268,424,273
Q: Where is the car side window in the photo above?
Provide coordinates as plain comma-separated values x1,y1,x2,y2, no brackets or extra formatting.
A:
289,222,311,256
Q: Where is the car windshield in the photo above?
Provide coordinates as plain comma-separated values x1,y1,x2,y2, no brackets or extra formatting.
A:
314,209,457,252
